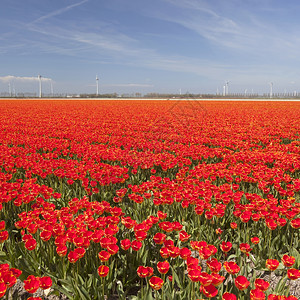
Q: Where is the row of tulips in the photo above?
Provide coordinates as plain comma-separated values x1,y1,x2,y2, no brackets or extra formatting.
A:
0,99,299,299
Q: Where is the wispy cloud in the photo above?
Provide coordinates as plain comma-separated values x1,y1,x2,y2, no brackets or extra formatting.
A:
0,75,52,82
31,0,89,24
158,0,300,59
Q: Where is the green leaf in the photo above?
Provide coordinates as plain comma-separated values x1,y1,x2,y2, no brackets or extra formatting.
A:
0,251,7,257
144,289,154,300
275,275,288,294
76,285,91,300
54,284,74,299
171,265,183,290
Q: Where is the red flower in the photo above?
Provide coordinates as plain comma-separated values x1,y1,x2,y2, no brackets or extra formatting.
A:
107,244,119,255
0,282,7,298
98,265,109,277
281,255,295,267
266,218,277,230
286,296,298,300
120,239,131,250
290,218,300,229
157,261,170,274
24,275,40,294
157,211,167,220
74,247,85,258
180,247,191,260
160,247,170,259
168,246,180,258
230,222,237,229
137,266,152,278
68,250,80,263
153,232,166,244
250,288,265,300
211,273,225,286
287,268,300,280
179,230,191,242
56,245,68,257
267,295,286,300
220,241,232,253
235,275,250,291
198,272,213,287
121,217,136,229
255,278,270,291
222,292,237,300
239,243,252,256
131,240,142,251
25,238,37,251
266,259,279,271
39,276,52,290
251,237,260,244
98,250,111,262
200,284,218,298
207,258,222,273
223,261,240,275
240,211,252,223
188,268,202,282
149,276,164,290
0,221,6,231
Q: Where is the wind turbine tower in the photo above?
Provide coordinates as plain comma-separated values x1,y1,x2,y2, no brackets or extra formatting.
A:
96,75,99,96
38,75,42,98
269,82,273,98
50,80,54,97
225,81,230,96
8,83,12,97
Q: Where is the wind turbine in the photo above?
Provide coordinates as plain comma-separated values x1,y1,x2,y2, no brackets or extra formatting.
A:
38,75,42,98
50,80,54,97
225,81,230,96
8,83,12,97
96,75,99,96
269,82,273,98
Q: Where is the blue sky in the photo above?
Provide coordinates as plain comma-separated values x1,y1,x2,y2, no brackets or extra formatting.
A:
1,0,300,95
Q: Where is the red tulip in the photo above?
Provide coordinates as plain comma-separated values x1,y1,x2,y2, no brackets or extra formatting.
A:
287,268,300,280
255,278,270,291
220,241,232,253
157,261,170,274
149,276,164,290
222,292,237,300
223,261,240,275
200,284,218,298
120,239,131,250
266,259,279,271
98,265,109,277
207,258,222,273
250,288,265,300
98,250,111,262
39,276,52,290
281,255,295,267
235,275,250,291
24,275,40,294
153,232,166,244
251,237,260,244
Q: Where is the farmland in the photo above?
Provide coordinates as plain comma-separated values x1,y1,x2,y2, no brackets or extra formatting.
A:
0,99,299,299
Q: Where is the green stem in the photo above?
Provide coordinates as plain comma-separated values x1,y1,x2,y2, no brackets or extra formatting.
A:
102,277,105,300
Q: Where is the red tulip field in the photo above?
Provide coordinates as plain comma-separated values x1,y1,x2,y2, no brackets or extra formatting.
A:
0,99,299,300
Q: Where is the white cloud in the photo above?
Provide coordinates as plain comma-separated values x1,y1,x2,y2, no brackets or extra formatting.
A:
0,75,52,82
